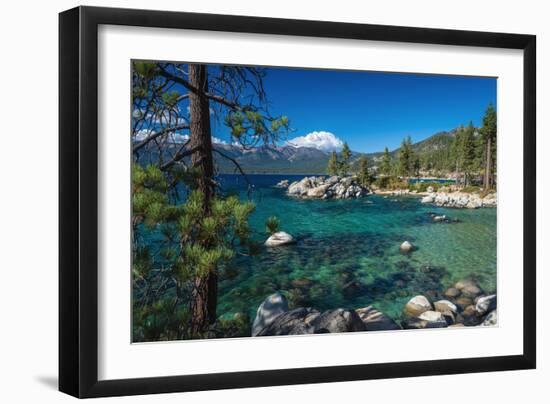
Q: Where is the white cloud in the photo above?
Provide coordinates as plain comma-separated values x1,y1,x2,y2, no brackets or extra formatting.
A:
285,131,344,152
168,133,190,143
134,129,227,145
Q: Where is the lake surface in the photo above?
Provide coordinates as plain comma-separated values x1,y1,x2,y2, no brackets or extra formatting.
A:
215,174,496,322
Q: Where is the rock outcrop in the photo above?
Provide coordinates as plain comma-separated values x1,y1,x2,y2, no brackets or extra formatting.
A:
287,176,370,200
251,293,290,336
255,307,319,336
481,310,498,326
274,179,290,188
400,241,415,253
475,294,497,316
265,231,295,247
310,309,366,333
254,307,367,336
251,278,497,337
355,306,401,331
421,191,497,208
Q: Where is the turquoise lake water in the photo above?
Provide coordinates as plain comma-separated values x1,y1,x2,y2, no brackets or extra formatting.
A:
215,175,497,322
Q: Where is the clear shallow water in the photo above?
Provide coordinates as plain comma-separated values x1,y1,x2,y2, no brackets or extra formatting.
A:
216,175,496,322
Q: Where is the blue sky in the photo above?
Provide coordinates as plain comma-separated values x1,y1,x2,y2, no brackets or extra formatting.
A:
210,67,496,153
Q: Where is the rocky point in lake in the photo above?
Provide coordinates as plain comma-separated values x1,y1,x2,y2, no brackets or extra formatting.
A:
286,175,370,200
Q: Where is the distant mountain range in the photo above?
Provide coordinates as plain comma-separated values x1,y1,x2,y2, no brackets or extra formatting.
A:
212,129,456,174
136,129,457,175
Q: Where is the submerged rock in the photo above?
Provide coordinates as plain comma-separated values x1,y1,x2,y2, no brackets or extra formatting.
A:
265,231,295,247
455,279,484,298
355,306,401,331
252,292,289,336
404,295,432,317
444,287,461,299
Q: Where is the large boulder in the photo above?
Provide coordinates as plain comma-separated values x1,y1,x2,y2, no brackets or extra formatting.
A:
310,309,366,333
400,241,415,253
455,279,483,298
255,307,320,336
421,195,435,204
275,179,289,188
434,300,458,315
265,231,295,247
404,295,432,317
475,295,497,316
481,310,498,326
306,184,331,198
418,310,448,327
444,287,461,299
287,177,313,196
455,296,474,310
252,293,289,336
355,306,401,331
401,315,448,329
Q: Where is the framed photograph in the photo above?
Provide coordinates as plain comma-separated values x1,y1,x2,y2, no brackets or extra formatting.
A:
59,6,536,398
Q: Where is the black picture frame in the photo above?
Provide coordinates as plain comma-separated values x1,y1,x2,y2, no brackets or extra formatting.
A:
59,6,536,398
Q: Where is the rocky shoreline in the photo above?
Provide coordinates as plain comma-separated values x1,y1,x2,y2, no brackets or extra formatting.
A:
275,176,496,208
421,191,497,209
251,279,496,336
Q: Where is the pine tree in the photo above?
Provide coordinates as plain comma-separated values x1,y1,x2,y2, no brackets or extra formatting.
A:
451,126,465,184
357,155,373,186
398,136,413,177
380,147,392,176
461,122,477,185
340,142,351,176
480,104,497,189
327,151,340,176
413,156,421,178
132,164,256,340
131,62,290,337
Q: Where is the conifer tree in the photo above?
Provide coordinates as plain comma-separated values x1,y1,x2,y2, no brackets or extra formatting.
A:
480,103,497,189
357,155,373,186
339,142,351,176
132,61,290,337
461,121,477,185
380,147,392,176
327,151,340,176
398,136,413,177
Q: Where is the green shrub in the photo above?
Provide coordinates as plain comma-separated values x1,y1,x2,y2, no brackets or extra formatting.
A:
265,216,280,235
408,181,444,193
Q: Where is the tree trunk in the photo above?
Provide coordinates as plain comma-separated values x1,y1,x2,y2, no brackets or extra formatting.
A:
188,64,218,335
484,136,492,190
